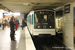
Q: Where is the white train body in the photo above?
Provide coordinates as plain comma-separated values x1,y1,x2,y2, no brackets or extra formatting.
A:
26,10,55,36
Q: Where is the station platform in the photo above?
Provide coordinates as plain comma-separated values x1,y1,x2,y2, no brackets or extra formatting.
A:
0,26,71,50
0,26,36,50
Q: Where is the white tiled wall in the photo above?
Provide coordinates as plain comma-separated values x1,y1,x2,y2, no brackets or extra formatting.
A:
62,3,74,50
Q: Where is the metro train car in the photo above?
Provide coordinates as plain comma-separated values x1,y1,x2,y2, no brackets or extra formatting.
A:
26,9,55,37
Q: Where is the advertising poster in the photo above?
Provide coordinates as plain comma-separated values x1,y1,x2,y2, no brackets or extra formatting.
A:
44,15,47,20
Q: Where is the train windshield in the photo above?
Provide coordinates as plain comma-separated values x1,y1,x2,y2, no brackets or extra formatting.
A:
34,11,54,23
34,11,55,29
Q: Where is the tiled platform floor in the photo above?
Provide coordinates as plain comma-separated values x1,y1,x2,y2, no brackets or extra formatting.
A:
0,26,24,50
0,26,35,50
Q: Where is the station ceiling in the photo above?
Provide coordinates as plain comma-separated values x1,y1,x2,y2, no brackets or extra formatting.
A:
0,0,75,13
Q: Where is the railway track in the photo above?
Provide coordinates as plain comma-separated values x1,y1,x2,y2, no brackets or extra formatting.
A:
32,36,70,50
40,40,66,50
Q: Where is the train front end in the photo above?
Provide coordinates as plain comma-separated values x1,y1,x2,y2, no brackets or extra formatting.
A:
33,10,55,35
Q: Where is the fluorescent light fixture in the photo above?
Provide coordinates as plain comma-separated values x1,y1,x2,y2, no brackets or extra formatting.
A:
54,6,63,10
0,9,8,13
0,9,5,13
13,12,20,16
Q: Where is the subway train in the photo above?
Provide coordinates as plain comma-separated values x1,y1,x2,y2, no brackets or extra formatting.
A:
26,9,55,36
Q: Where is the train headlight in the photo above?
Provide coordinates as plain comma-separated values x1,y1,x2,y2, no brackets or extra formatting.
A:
38,26,40,28
36,26,40,28
50,26,51,28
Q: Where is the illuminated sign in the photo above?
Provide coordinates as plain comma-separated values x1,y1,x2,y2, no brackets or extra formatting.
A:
4,13,11,15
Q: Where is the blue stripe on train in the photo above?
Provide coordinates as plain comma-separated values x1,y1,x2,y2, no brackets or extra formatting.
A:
26,14,33,25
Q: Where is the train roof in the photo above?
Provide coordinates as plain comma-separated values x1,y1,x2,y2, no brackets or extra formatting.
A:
32,9,54,11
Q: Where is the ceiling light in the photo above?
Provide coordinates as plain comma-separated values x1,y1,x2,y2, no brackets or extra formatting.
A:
54,6,63,10
13,12,20,16
0,9,5,13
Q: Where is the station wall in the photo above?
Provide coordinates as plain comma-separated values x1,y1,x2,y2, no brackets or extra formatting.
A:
62,3,74,50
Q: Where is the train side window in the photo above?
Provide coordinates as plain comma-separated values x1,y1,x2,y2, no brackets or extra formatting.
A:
34,14,38,23
28,15,31,24
30,15,31,24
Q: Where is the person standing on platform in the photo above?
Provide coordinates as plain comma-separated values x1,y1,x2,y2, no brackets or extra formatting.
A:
9,18,15,41
16,18,19,27
22,19,25,30
14,19,18,30
2,20,5,30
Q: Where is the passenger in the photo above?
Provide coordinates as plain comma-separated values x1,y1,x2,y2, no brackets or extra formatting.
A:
16,18,19,27
2,20,5,30
22,19,25,30
0,22,1,27
14,19,18,30
0,20,1,27
9,18,15,41
25,21,27,26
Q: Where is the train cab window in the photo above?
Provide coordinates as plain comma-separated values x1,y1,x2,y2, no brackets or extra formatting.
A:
34,11,55,29
34,14,38,23
34,11,54,23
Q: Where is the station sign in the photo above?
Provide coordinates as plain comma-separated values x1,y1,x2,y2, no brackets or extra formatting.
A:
64,4,70,14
